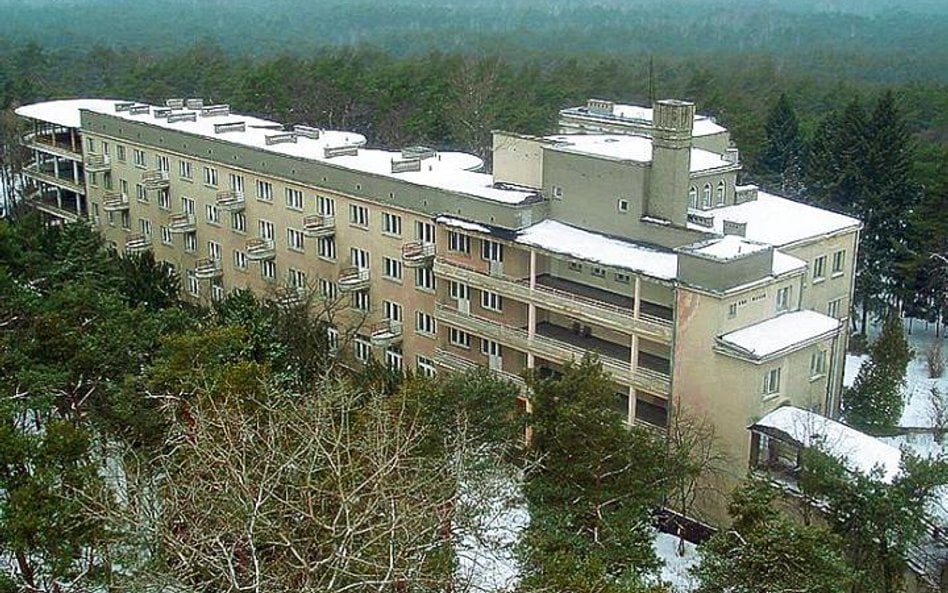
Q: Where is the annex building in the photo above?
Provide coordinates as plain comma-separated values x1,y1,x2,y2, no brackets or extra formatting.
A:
15,97,861,517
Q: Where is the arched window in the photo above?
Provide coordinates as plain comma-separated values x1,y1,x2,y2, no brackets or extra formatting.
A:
716,180,726,205
702,184,712,209
689,186,698,209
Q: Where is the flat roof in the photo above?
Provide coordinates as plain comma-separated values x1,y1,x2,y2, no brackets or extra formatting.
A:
718,310,840,361
681,235,770,261
545,134,735,173
560,103,728,137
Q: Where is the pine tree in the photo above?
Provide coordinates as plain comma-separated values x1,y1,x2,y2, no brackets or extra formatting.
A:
759,93,806,199
842,313,912,430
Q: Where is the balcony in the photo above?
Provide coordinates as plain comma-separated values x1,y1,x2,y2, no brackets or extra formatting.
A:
338,267,370,292
302,214,335,237
84,154,112,173
124,233,151,254
141,170,170,190
215,190,245,212
274,286,306,308
433,258,674,343
246,238,276,261
193,258,223,280
169,213,197,234
370,319,403,348
22,164,85,195
23,131,81,160
401,241,435,268
433,348,527,389
102,192,130,212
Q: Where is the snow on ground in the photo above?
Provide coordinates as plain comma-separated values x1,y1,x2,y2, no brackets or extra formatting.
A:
652,532,700,592
843,353,868,388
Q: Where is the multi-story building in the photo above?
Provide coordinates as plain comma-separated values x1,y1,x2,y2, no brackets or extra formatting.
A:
15,96,860,521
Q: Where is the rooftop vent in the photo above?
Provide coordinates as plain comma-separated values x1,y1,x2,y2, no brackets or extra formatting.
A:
129,105,151,115
153,108,172,119
734,184,759,205
201,105,230,117
166,98,185,110
293,125,321,139
723,220,747,237
185,98,204,110
391,158,422,174
213,121,246,134
587,98,615,116
114,102,135,112
324,145,358,159
167,112,198,124
265,132,298,145
401,146,436,160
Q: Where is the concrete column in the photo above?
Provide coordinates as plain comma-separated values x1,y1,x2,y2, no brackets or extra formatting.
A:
53,157,60,179
71,129,77,153
527,250,537,368
74,193,81,215
629,333,639,424
55,187,62,209
72,161,80,185
633,276,641,319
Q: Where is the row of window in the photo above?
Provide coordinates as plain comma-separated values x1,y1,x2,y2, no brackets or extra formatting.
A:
761,348,829,398
812,250,847,282
689,181,727,210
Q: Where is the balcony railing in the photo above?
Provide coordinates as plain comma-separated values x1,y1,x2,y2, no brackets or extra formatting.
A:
433,348,527,389
84,154,112,173
22,165,85,195
246,238,276,261
102,192,130,212
124,233,151,254
193,258,223,280
141,170,170,190
274,286,306,308
169,212,197,234
433,258,673,343
215,190,245,211
434,304,671,394
338,267,370,292
302,214,335,237
370,319,403,348
401,241,435,268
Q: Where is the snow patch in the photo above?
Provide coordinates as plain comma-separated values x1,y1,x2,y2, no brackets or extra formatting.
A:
652,532,700,592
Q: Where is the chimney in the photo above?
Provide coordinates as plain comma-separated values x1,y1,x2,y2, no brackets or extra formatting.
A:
646,100,695,226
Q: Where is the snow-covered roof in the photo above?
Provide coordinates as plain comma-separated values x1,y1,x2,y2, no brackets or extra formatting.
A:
751,406,903,483
16,99,537,206
434,215,494,235
712,191,860,247
772,251,807,276
515,219,678,281
681,235,770,261
544,134,735,173
561,103,728,137
718,310,840,361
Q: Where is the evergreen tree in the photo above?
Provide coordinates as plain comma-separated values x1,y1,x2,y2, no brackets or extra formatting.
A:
759,93,806,199
692,479,852,593
842,313,912,430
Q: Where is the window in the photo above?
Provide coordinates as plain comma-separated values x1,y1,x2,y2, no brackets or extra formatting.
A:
103,172,113,190
385,348,403,372
116,145,126,162
157,188,170,210
352,291,370,311
229,174,244,193
120,178,129,197
552,185,563,199
350,247,370,270
256,180,273,201
354,337,372,363
233,250,248,270
181,196,195,216
450,281,470,301
728,302,738,319
415,221,435,244
287,228,305,251
206,204,220,225
417,355,437,378
776,286,791,312
207,241,222,262
179,159,192,179
102,141,109,155
481,289,503,312
91,203,100,225
481,339,503,357
383,300,403,322
136,183,147,202
156,155,170,172
120,211,131,230
810,349,828,379
763,367,782,396
448,231,470,254
160,226,173,245
383,257,403,281
261,259,276,281
327,327,339,352
591,266,606,278
449,327,472,349
285,187,304,210
89,172,98,187
184,232,197,253
382,212,403,236
319,279,338,300
317,236,337,260
617,198,630,213
716,180,726,205
133,149,146,167
203,166,218,187
568,261,583,273
231,211,246,233
832,250,846,275
289,268,307,289
415,311,437,336
614,272,631,284
689,186,698,209
702,183,712,208
812,255,827,281
258,220,275,241
317,195,336,216
107,211,115,226
211,281,225,302
481,239,503,262
827,298,842,319
87,137,95,152
186,272,199,297
415,267,435,291
349,204,369,227
139,218,152,238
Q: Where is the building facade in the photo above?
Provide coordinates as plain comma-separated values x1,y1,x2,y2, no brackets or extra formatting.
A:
16,96,860,520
